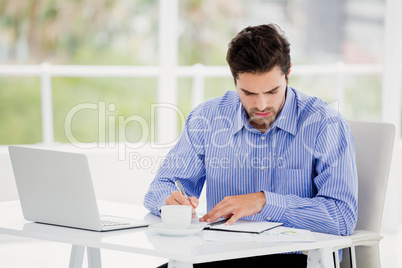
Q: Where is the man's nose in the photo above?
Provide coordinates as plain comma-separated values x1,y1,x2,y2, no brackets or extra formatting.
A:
256,95,267,111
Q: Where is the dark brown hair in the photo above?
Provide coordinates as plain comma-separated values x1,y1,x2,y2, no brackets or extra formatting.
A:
226,24,291,82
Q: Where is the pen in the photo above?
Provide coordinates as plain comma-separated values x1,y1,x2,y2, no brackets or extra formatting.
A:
174,179,197,216
208,218,229,226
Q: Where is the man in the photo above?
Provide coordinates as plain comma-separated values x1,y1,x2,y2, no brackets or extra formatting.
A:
144,24,358,267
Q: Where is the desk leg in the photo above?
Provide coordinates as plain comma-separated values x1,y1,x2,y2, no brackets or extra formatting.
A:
87,247,102,268
69,245,84,268
167,260,193,268
307,248,334,268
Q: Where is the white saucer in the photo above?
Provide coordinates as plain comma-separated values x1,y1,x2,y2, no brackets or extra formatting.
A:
149,223,203,236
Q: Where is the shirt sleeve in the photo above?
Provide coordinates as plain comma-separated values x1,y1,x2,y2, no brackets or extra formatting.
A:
258,118,358,236
143,107,207,216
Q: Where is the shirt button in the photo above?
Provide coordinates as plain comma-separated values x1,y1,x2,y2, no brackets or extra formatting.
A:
261,136,265,140
267,217,271,221
260,166,265,170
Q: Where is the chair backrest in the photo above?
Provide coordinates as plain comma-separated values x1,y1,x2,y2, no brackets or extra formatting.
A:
348,121,395,233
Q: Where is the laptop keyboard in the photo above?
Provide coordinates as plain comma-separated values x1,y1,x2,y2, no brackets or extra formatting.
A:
101,220,131,227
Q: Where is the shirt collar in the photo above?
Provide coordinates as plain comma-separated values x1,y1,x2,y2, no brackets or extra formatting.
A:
232,86,298,136
232,102,246,135
271,86,298,136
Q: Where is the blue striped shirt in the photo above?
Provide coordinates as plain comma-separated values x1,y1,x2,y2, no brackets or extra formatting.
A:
144,87,358,237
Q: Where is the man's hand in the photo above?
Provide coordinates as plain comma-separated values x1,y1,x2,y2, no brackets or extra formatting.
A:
165,191,199,216
199,192,266,225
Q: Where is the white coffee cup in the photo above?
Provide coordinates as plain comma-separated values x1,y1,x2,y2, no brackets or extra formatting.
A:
161,205,192,229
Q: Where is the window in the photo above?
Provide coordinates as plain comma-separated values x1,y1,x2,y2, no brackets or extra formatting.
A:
0,0,400,145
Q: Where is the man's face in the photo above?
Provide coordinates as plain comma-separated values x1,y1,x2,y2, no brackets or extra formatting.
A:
236,66,288,132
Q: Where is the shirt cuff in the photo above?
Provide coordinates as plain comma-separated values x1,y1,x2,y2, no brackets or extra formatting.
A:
259,191,287,222
155,198,167,216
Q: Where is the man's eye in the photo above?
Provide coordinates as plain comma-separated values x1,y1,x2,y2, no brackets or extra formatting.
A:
244,91,252,96
267,91,277,95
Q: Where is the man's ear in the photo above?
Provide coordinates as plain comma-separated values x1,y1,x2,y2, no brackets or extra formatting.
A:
287,62,292,78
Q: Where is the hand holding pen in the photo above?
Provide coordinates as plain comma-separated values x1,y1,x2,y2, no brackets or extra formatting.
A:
165,179,199,217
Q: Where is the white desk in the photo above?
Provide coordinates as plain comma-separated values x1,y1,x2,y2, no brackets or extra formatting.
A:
0,201,351,268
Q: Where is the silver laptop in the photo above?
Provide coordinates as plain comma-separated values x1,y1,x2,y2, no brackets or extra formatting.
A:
8,145,151,232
